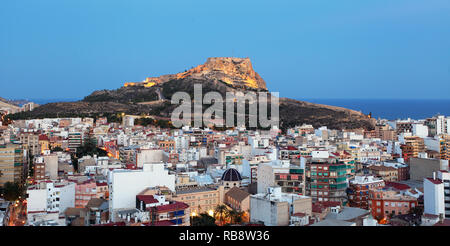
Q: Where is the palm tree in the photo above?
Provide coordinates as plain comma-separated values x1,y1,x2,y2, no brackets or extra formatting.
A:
214,204,230,226
228,209,244,225
234,210,244,224
228,209,237,224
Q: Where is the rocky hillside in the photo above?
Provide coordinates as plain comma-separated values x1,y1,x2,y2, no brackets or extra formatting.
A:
7,57,375,131
124,57,267,90
0,97,21,112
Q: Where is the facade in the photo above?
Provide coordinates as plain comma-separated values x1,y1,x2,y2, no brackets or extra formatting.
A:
440,135,450,161
68,132,83,153
369,189,418,220
135,194,190,226
367,165,398,182
224,187,250,214
172,186,223,215
19,133,40,156
257,161,305,195
74,180,98,208
108,163,175,221
410,157,448,181
34,154,59,181
158,140,175,152
347,175,385,209
401,136,425,161
424,171,450,218
26,180,76,223
0,144,24,187
250,186,312,226
307,160,348,204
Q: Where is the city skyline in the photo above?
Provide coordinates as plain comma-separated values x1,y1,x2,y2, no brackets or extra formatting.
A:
1,0,450,100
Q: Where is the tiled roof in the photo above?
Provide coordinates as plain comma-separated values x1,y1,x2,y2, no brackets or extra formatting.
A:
155,201,189,213
136,195,158,204
422,213,439,219
86,198,106,208
384,182,410,191
65,207,88,217
225,187,250,202
426,178,443,185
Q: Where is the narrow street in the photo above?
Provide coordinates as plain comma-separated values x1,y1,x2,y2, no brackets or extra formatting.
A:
7,199,26,226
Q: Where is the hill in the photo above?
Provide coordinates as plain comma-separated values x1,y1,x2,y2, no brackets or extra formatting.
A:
6,57,375,131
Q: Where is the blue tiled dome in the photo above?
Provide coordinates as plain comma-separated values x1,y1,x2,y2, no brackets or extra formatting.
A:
221,168,242,181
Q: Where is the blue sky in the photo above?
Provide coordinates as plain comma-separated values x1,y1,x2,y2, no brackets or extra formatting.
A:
1,0,449,100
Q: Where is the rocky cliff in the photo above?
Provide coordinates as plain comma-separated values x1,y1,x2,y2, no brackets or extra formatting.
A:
124,57,267,90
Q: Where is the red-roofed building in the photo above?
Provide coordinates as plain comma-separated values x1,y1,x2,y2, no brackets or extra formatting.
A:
135,194,191,226
384,182,410,191
424,171,450,219
369,189,418,221
96,182,108,199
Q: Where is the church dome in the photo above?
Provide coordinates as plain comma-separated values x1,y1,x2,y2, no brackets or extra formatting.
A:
221,168,242,182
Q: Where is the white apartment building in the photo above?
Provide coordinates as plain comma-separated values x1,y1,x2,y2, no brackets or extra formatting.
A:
424,171,450,218
413,124,429,138
250,186,312,226
108,163,175,221
26,180,76,223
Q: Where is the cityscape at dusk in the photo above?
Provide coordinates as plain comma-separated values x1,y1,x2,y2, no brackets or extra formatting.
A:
1,0,450,242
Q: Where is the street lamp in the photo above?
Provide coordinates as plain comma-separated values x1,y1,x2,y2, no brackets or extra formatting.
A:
208,210,214,217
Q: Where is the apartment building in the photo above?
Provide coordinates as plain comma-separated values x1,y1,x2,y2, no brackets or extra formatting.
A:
440,135,450,161
19,133,40,156
367,165,398,182
306,159,348,205
68,132,83,153
401,136,425,161
369,189,418,220
0,144,24,187
347,175,385,209
250,186,312,226
424,171,450,219
172,186,223,215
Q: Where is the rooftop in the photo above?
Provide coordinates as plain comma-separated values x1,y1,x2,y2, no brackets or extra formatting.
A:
176,186,216,195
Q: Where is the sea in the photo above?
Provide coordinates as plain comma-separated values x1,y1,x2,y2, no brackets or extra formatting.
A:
297,98,450,121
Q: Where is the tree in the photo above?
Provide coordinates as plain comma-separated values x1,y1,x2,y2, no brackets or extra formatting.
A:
227,209,245,225
214,204,230,226
51,146,63,152
192,213,216,226
1,182,25,201
75,136,107,158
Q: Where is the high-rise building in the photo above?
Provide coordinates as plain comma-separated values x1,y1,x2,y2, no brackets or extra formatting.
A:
257,160,305,195
401,136,425,161
0,144,24,187
19,133,40,156
68,132,83,153
108,163,175,221
423,171,450,219
347,175,385,209
306,159,348,205
440,135,450,161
